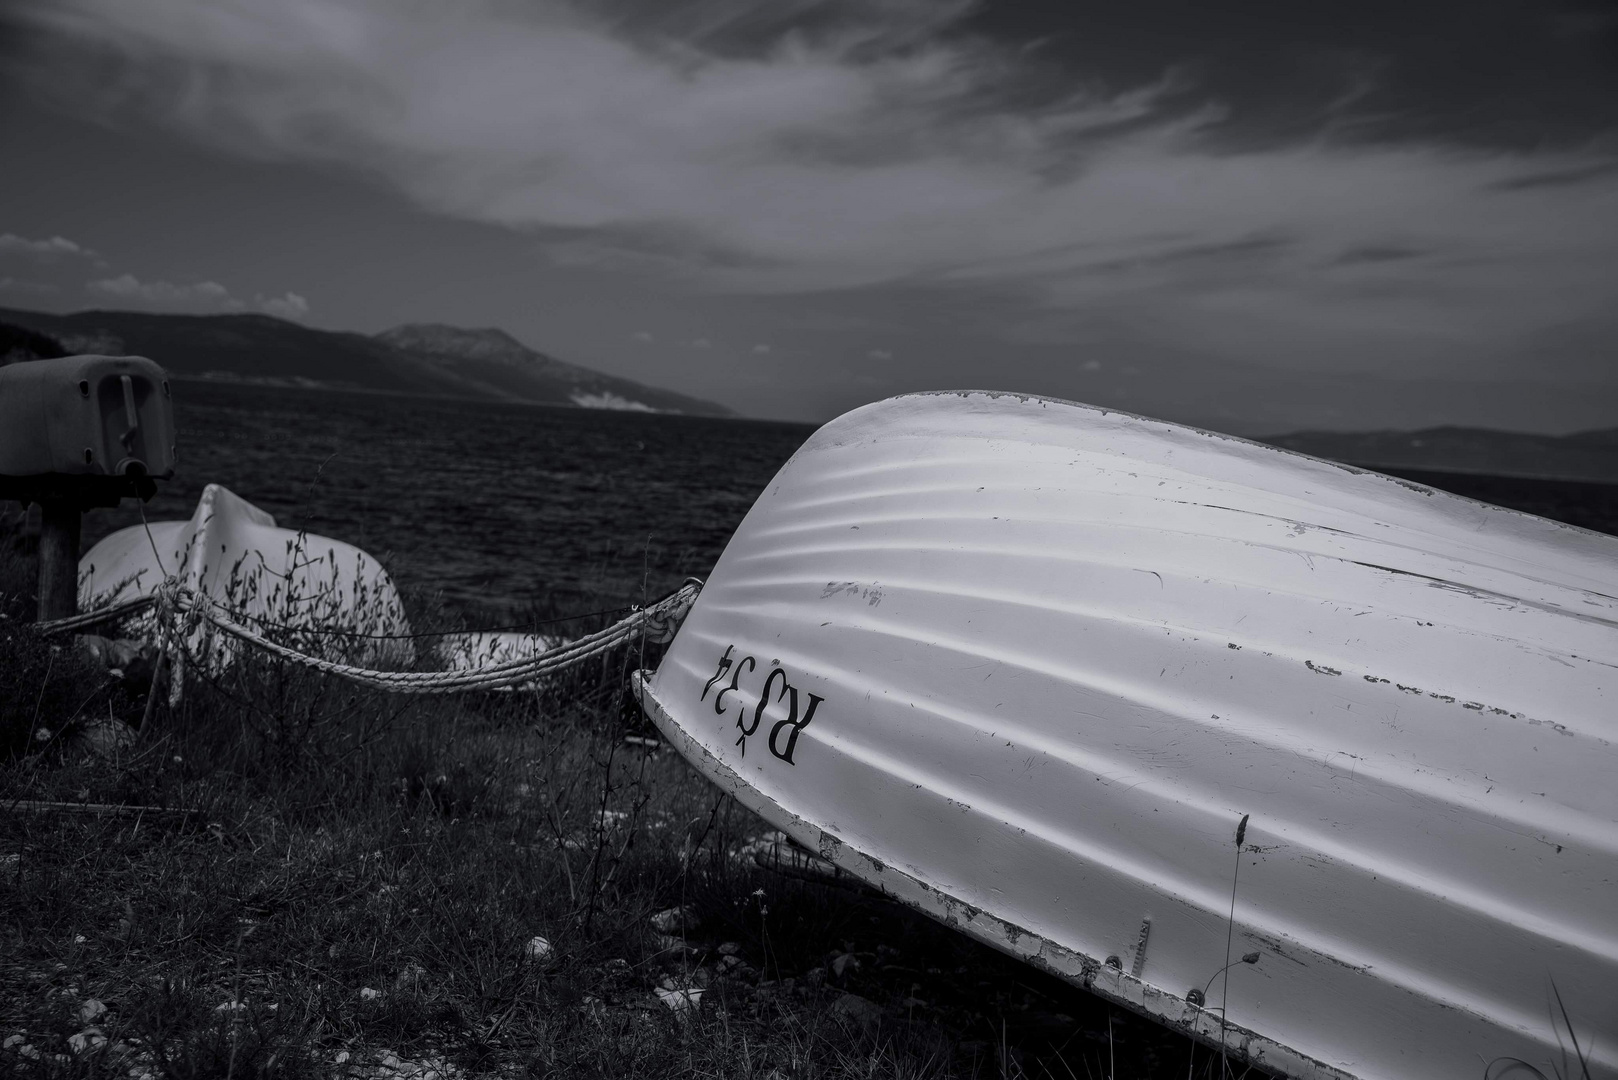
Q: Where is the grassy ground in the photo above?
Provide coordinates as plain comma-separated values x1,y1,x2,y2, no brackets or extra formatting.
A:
1,527,1255,1080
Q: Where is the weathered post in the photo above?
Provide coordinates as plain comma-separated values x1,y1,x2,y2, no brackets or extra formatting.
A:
36,498,83,621
0,354,177,624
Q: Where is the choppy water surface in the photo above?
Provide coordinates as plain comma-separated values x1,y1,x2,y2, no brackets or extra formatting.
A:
64,381,1618,624
81,381,814,620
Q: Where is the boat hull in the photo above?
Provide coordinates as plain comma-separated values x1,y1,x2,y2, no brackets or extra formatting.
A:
81,483,412,666
634,391,1618,1080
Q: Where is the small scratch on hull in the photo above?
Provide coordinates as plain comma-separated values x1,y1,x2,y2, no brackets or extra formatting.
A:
634,671,1358,1080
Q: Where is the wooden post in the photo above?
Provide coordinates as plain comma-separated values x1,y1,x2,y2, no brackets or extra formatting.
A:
37,498,81,622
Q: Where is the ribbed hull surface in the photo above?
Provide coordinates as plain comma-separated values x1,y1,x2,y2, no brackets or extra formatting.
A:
635,391,1618,1080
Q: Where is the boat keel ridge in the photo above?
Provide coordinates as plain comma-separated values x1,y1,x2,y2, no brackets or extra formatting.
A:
631,669,1357,1080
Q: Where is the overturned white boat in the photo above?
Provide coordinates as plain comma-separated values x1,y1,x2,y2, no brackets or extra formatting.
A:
79,484,552,673
80,483,413,667
634,391,1618,1080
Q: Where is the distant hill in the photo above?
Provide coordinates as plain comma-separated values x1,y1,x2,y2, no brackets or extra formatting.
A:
0,307,732,416
1565,428,1618,450
0,319,68,363
376,324,730,414
1261,426,1618,483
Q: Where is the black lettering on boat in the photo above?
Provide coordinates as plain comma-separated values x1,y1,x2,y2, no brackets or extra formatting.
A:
737,667,789,757
713,654,755,716
769,689,823,765
702,644,827,765
700,646,734,702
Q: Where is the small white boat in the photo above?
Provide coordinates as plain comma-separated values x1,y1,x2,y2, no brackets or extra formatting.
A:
633,391,1618,1080
81,483,413,667
80,484,574,676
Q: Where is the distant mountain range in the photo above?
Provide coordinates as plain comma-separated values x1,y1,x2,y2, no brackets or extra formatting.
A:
0,306,732,416
1261,426,1618,483
6,305,1617,481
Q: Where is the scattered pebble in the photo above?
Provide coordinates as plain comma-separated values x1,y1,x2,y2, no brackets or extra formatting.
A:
340,1049,465,1079
829,992,883,1032
78,999,107,1024
649,905,694,934
67,1028,107,1055
78,717,136,757
831,952,859,978
653,986,704,1013
394,963,428,991
717,955,759,981
359,987,380,1001
733,832,841,880
717,941,741,956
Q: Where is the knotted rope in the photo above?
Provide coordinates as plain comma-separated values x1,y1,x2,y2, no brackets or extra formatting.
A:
32,594,158,636
30,579,702,695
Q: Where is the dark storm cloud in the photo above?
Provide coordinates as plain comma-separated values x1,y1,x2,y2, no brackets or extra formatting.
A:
965,0,1618,150
1331,245,1427,266
1490,160,1618,191
3,0,1616,415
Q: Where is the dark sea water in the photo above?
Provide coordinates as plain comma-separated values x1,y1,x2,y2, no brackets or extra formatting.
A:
64,381,1618,624
79,381,815,620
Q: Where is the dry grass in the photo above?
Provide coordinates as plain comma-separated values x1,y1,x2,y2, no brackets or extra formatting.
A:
1,523,1249,1080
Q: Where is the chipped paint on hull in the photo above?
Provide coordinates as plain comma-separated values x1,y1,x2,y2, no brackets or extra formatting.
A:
635,671,1354,1080
638,391,1618,1080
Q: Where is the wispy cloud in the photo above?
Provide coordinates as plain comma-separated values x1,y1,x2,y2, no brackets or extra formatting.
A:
88,273,235,306
1,228,309,319
2,0,1246,296
0,233,97,259
257,291,309,320
84,273,311,320
10,0,1618,379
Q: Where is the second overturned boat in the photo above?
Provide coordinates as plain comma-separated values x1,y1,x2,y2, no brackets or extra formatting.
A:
634,391,1618,1080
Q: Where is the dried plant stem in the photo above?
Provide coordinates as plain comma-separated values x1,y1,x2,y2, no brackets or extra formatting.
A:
1221,813,1250,1078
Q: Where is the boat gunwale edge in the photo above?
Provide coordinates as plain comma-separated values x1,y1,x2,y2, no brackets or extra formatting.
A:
631,668,1362,1080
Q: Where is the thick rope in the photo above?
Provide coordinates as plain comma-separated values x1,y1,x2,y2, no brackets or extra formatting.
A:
30,580,702,695
32,594,159,636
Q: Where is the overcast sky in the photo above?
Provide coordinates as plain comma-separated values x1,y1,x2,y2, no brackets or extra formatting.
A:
2,0,1616,430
